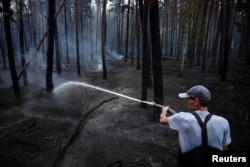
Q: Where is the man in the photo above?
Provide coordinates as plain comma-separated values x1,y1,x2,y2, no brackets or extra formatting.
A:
160,85,231,166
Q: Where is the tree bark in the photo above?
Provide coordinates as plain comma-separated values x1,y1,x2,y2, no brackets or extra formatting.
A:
221,0,230,81
17,0,66,81
135,0,141,70
18,0,28,86
0,21,7,70
102,0,108,79
46,0,55,93
141,0,149,108
64,3,70,64
75,0,81,77
149,0,164,117
2,0,22,106
55,20,61,76
246,1,250,65
124,0,130,62
210,1,221,68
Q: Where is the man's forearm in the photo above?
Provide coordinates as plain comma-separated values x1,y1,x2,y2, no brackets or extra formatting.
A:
160,106,169,124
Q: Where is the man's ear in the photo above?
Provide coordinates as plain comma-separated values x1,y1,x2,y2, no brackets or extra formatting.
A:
194,98,200,105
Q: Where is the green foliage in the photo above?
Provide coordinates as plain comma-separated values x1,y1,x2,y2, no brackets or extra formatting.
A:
177,0,207,49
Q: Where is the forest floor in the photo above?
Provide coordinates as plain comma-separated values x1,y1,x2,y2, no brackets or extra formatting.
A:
0,56,249,167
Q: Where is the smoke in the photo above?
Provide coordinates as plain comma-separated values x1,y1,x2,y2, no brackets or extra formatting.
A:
106,48,124,61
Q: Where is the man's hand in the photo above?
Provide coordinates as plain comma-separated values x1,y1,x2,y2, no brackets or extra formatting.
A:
160,106,169,125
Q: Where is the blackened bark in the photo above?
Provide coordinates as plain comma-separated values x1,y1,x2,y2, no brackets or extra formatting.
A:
0,31,7,70
18,0,28,86
200,0,208,72
124,0,130,62
246,1,250,65
75,0,81,77
138,0,144,30
2,0,22,106
46,0,55,93
64,4,70,64
136,0,141,70
55,20,61,76
221,1,230,81
102,0,108,79
141,0,149,108
210,7,221,68
149,0,164,117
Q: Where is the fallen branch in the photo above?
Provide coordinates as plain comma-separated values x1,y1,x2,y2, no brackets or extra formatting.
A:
51,97,118,167
17,0,67,81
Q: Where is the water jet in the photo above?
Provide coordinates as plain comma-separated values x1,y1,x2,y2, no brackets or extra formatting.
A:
53,81,177,114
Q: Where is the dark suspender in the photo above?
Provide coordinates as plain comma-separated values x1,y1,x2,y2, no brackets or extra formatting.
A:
177,113,216,167
191,112,213,146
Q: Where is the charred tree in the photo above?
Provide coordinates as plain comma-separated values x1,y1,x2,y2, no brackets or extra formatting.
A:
210,1,221,68
200,0,213,72
116,0,123,55
0,25,7,70
64,3,70,64
221,0,230,81
130,18,136,65
16,0,66,81
75,0,81,77
2,0,22,106
46,0,55,93
18,0,28,86
246,1,250,65
187,1,201,68
149,0,164,117
135,0,141,70
101,0,108,79
141,0,149,108
55,20,61,76
124,0,130,62
218,2,224,75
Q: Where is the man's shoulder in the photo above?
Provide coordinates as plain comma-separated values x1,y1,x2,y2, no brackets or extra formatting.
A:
175,111,196,120
211,114,228,120
210,114,229,124
176,111,193,117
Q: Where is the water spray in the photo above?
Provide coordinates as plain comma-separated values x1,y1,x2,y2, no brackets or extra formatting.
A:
53,81,177,114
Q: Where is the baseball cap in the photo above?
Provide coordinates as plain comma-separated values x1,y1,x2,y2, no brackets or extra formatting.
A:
178,85,211,101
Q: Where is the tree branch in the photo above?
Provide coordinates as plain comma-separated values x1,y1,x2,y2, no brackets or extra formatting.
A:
51,97,118,167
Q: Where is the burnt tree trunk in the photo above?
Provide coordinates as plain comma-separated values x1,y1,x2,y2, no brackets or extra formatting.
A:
135,0,141,70
64,4,70,64
18,0,28,86
46,0,55,93
221,0,230,81
75,0,81,77
210,2,221,68
0,24,7,70
2,0,22,106
141,0,149,108
246,1,250,65
124,0,130,62
101,0,107,79
55,20,61,76
149,0,164,117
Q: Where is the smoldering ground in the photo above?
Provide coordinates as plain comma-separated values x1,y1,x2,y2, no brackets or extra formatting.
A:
1,57,249,167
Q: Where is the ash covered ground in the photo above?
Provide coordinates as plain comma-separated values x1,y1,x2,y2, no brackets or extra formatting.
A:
0,58,249,167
